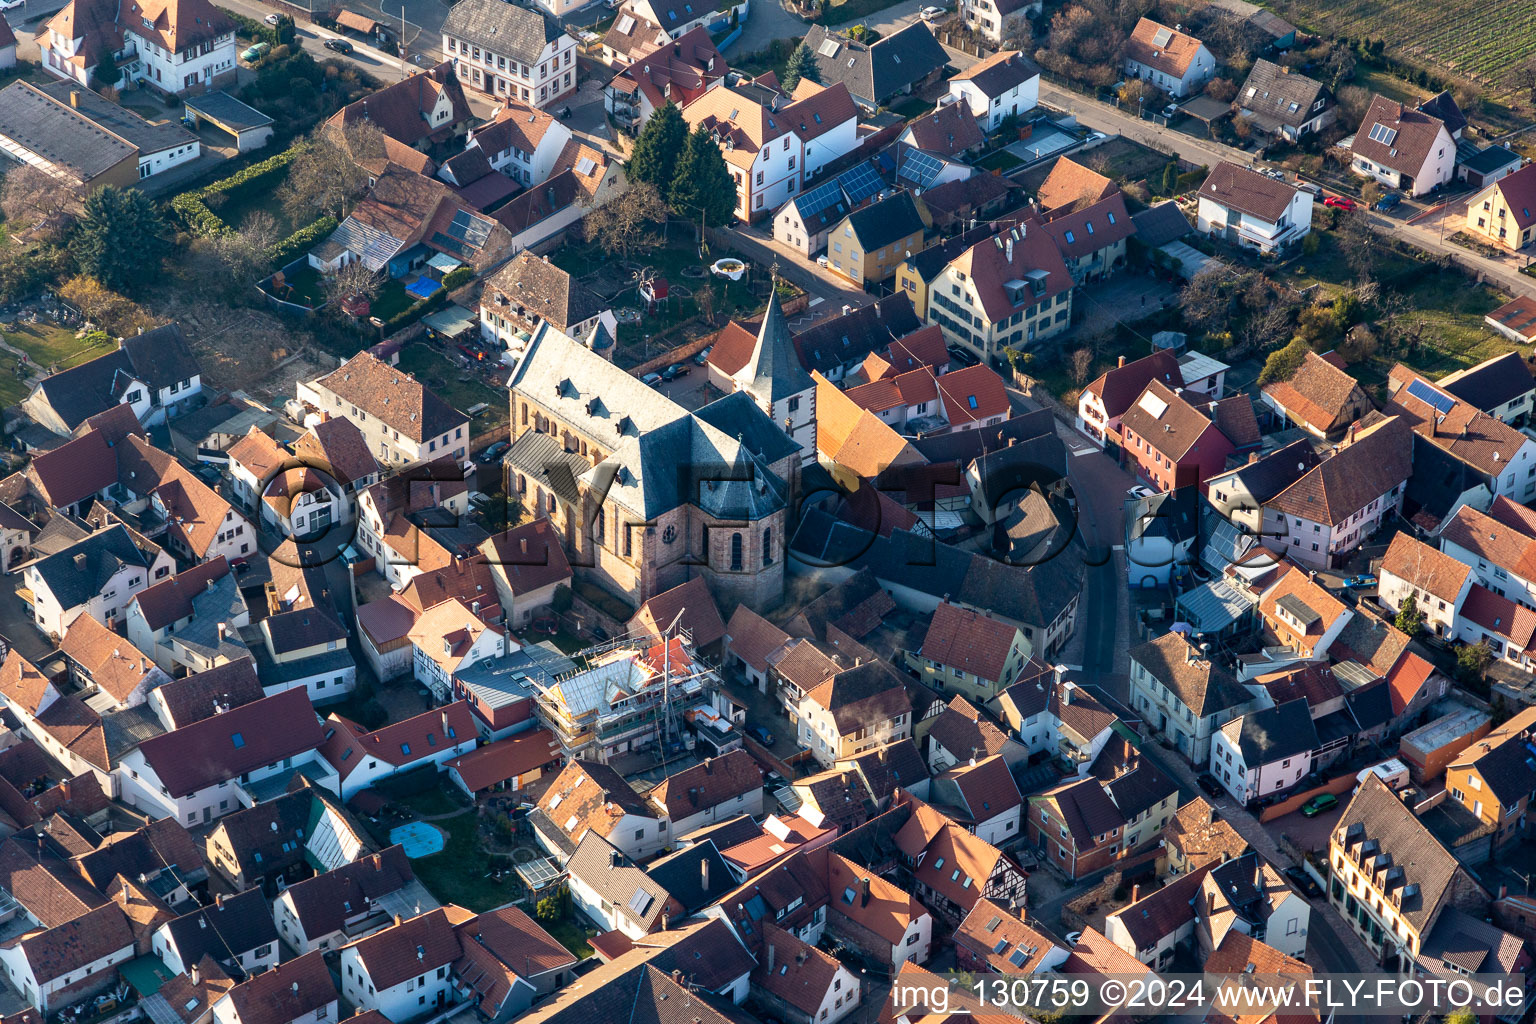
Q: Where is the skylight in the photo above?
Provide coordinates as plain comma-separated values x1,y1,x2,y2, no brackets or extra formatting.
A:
1368,122,1398,145
231,733,245,748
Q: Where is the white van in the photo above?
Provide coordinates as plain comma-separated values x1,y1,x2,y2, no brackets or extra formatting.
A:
1356,758,1410,792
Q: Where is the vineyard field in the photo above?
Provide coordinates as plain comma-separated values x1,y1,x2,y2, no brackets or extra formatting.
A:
1264,0,1536,93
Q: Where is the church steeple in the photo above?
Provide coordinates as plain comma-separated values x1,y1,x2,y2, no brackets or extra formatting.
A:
737,276,813,406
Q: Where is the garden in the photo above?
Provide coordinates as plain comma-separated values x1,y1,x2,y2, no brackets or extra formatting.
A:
394,344,509,429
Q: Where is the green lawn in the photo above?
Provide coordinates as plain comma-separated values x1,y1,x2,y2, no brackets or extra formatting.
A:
409,812,510,913
542,919,594,959
395,345,508,427
887,96,933,120
976,149,1024,172
371,281,418,322
5,322,117,372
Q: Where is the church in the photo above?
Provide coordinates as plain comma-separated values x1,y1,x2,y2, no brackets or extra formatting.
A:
504,290,807,613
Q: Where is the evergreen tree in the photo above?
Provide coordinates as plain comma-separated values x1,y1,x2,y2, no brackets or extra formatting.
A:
94,49,122,88
627,103,688,190
670,126,737,227
1395,595,1424,637
71,187,167,293
1160,161,1179,196
783,43,818,91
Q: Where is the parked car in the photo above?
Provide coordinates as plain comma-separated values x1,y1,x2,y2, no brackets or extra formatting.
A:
1297,181,1322,196
324,38,354,53
919,5,945,20
1197,773,1224,798
264,12,281,24
1343,573,1377,589
1300,793,1339,817
1126,484,1156,501
1161,102,1180,118
816,255,830,268
1323,196,1358,211
661,363,689,381
1284,865,1324,899
241,41,270,61
1374,192,1403,212
642,372,664,388
946,344,980,367
693,344,713,366
478,440,510,463
746,724,775,746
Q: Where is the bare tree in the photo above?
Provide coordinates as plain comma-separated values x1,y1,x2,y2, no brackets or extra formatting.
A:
279,124,371,223
1179,266,1228,333
1,163,82,225
1069,348,1094,386
326,258,382,306
581,181,667,262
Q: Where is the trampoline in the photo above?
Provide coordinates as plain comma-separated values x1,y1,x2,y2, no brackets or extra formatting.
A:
406,278,442,300
389,820,446,857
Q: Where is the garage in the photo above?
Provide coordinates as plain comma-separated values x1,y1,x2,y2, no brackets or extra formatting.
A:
183,92,274,153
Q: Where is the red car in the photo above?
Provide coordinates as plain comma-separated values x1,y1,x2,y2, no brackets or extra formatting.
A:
1323,196,1359,211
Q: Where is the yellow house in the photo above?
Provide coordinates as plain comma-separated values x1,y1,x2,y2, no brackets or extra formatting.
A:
1444,704,1536,848
1465,163,1536,251
827,192,930,287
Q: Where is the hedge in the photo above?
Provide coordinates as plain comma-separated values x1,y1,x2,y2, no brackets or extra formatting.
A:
267,215,337,269
169,145,305,237
375,266,476,332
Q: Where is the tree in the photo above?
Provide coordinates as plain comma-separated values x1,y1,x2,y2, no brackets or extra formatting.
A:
581,181,667,261
70,186,167,292
1069,348,1094,386
669,126,736,227
1179,266,1227,333
1257,336,1309,384
325,258,382,312
57,275,158,335
1360,180,1382,208
1205,77,1237,102
1160,162,1179,196
278,124,371,223
783,43,818,91
1,163,83,225
626,103,687,191
1395,594,1423,637
1455,640,1494,685
94,49,122,88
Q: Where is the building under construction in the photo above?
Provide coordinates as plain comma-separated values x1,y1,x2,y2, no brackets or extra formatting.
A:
530,629,714,763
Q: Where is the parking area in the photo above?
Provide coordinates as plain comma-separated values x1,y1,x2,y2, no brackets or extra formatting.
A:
1265,801,1345,858
652,368,723,411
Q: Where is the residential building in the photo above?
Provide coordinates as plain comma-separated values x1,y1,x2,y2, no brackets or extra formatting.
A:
461,101,571,190
892,227,995,319
1103,867,1209,968
953,899,1066,974
1259,416,1412,569
925,225,1074,359
58,613,167,711
562,832,669,938
479,251,616,354
1126,487,1198,588
1123,19,1216,98
647,749,764,836
450,904,577,1018
1444,705,1536,848
445,727,562,797
1157,796,1248,877
957,0,1041,43
604,26,725,132
116,688,325,826
1195,852,1310,959
925,694,1022,772
0,903,135,1011
1210,699,1319,803
824,191,929,287
796,662,913,768
1438,351,1536,426
1236,59,1334,140
941,50,1039,128
826,851,933,968
792,294,924,382
441,0,577,107
896,795,1027,923
1207,441,1323,537
930,754,1022,845
272,848,434,954
1118,381,1236,494
0,81,200,188
1465,162,1536,251
153,888,279,976
915,602,1032,704
339,908,468,1020
1128,632,1258,765
1260,350,1373,440
1350,95,1455,196
897,103,984,160
1257,563,1352,659
800,23,947,110
1197,161,1313,253
1437,496,1536,609
1328,774,1490,968
39,0,236,95
24,523,176,640
1076,351,1184,449
620,0,719,39
680,78,860,221
327,62,474,159
1378,532,1473,640
317,702,477,800
210,951,337,1024
1398,705,1492,783
1038,191,1135,283
531,759,667,862
205,782,366,891
407,600,507,705
478,520,574,630
22,324,202,437
751,923,861,1024
299,352,469,469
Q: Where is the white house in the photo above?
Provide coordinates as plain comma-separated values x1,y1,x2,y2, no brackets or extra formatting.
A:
463,102,572,188
340,909,464,1021
211,951,338,1024
116,688,325,826
21,325,203,437
1126,488,1198,589
353,459,472,590
25,524,175,640
1378,532,1475,641
942,49,1039,130
646,749,764,837
441,0,578,108
153,890,280,976
297,353,469,470
533,759,668,862
1350,95,1455,197
39,0,237,95
272,848,429,955
1198,853,1311,960
316,702,478,801
1210,699,1318,804
1128,632,1260,766
1197,162,1313,254
0,904,135,1012
564,832,668,939
407,599,508,704
1123,19,1215,99
930,754,1022,846
681,79,860,221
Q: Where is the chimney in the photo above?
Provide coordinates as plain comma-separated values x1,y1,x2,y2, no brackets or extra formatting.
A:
520,537,528,554
191,965,200,985
1500,884,1509,899
70,90,81,108
1248,451,1259,464
861,876,871,907
766,945,776,974
1118,355,1126,368
701,857,709,891
1131,884,1141,902
372,853,382,870
394,914,403,926
215,893,224,910
671,970,682,984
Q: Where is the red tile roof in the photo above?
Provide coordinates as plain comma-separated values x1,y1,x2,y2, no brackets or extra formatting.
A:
751,923,846,1014
135,688,324,797
453,904,575,1014
1126,18,1207,77
649,749,762,820
444,728,561,793
627,576,726,649
129,557,231,631
320,701,476,784
827,852,926,946
937,363,1010,424
345,907,470,989
479,519,573,597
920,602,1023,684
1084,350,1184,419
1380,532,1473,604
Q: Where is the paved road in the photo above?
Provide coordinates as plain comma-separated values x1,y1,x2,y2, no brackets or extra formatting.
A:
1037,81,1536,299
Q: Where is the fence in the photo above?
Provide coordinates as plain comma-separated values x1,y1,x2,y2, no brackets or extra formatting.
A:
1256,772,1358,822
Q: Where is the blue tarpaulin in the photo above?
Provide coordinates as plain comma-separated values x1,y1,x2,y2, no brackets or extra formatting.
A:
406,277,441,299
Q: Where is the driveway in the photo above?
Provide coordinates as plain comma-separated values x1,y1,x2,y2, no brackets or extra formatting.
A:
734,0,816,53
1265,801,1345,858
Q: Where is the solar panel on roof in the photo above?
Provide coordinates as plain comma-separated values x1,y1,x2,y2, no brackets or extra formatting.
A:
839,161,883,202
1406,378,1456,415
628,888,653,914
1152,27,1173,47
902,149,946,187
797,177,845,216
